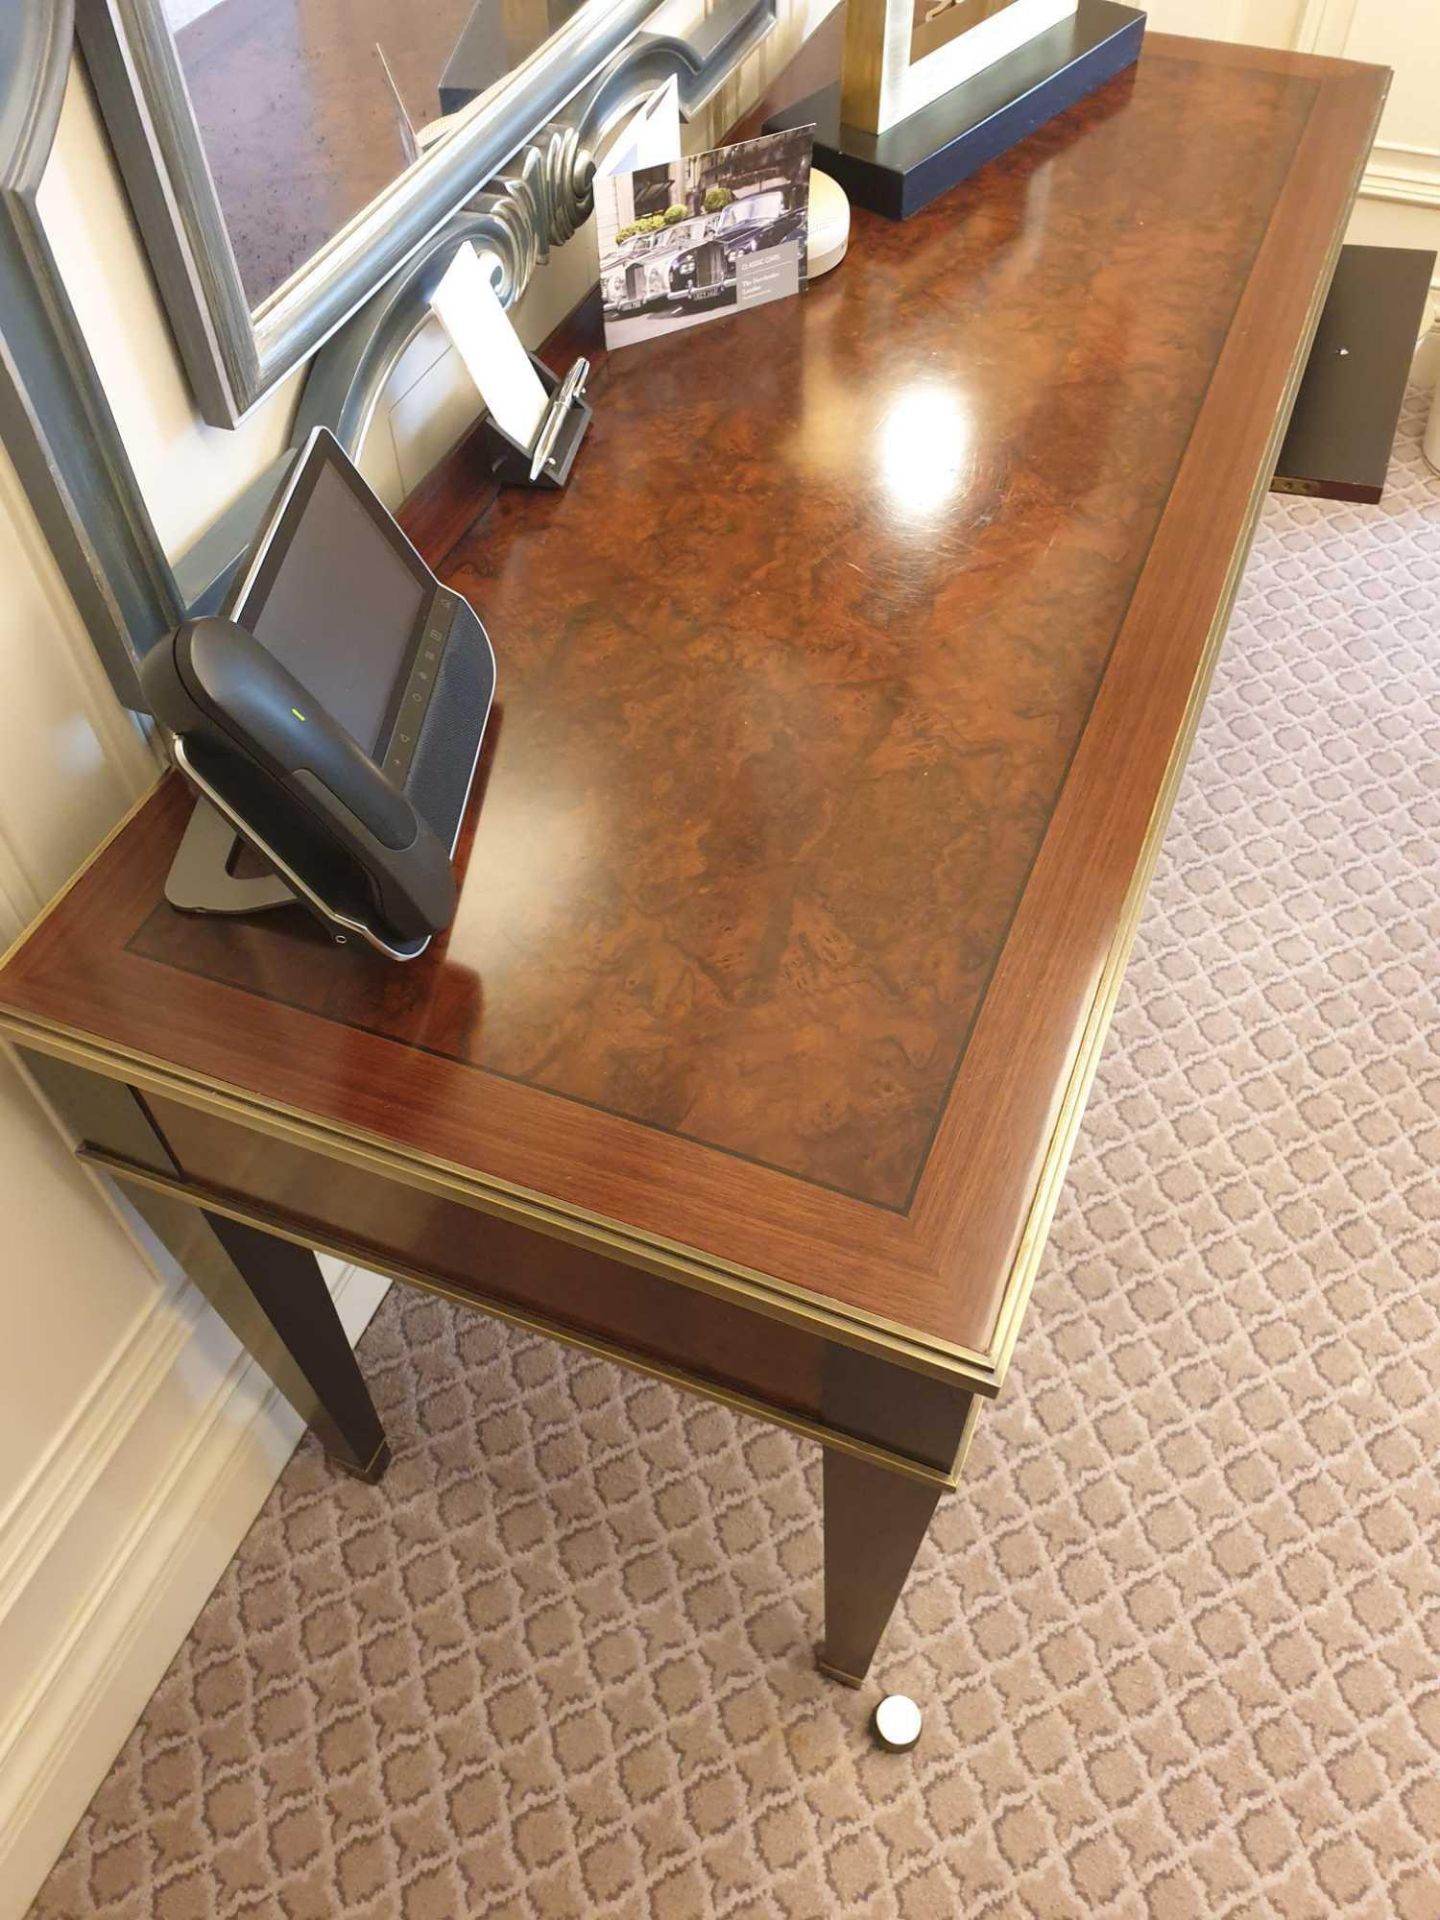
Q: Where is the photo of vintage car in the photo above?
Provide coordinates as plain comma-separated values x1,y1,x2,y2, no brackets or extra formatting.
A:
596,125,813,349
664,191,806,309
605,218,710,317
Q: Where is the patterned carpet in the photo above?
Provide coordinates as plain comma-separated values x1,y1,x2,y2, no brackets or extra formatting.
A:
29,392,1440,1919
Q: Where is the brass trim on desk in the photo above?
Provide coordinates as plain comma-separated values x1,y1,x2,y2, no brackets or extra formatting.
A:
0,1001,1002,1392
969,68,1383,1397
80,1145,966,1490
0,51,1386,1424
0,190,1371,1414
0,776,163,977
986,513,1261,1391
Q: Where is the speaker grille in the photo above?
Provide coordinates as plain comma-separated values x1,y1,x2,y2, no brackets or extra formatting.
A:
406,606,495,848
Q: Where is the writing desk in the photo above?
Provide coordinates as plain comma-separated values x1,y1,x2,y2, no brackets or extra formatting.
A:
0,31,1383,1687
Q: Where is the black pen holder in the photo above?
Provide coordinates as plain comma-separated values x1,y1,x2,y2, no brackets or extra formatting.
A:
476,353,591,490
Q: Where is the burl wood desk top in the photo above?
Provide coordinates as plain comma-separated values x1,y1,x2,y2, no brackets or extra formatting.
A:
0,34,1384,1392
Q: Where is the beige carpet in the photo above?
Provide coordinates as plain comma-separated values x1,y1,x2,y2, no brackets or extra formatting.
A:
28,391,1440,1919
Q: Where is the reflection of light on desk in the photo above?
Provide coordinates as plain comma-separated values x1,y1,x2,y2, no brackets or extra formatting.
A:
446,779,590,975
878,387,971,521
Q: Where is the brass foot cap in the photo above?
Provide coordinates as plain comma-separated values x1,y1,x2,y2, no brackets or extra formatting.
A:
333,1436,392,1484
815,1652,866,1689
872,1694,923,1752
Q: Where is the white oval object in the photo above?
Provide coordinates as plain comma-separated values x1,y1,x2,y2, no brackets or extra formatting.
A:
807,168,850,277
872,1693,923,1752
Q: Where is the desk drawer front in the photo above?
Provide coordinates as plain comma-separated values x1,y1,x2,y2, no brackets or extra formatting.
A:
138,1095,971,1477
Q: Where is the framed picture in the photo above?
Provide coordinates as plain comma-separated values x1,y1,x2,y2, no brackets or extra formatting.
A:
841,0,1078,135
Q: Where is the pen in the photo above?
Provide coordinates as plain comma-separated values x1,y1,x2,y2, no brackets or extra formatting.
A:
529,357,590,480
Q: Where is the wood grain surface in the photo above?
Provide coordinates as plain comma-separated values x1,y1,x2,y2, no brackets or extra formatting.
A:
0,32,1385,1381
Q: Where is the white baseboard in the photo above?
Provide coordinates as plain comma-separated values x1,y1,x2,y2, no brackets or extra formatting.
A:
0,1259,389,1919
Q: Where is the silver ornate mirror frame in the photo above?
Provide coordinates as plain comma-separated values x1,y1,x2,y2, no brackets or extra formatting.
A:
77,0,676,429
0,0,773,708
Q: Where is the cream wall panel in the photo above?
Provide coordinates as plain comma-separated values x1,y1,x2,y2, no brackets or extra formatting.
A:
0,447,154,900
0,1058,163,1508
0,438,163,1508
0,432,384,1915
36,64,302,565
1341,0,1439,155
1142,1,1307,47
1149,0,1440,326
1344,0,1439,289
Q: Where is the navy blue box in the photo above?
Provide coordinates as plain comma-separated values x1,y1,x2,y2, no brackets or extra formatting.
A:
766,0,1145,221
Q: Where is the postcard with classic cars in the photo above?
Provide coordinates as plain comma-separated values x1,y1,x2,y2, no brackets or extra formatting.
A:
595,125,814,351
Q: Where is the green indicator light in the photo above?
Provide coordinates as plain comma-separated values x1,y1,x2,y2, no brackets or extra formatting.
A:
291,707,306,722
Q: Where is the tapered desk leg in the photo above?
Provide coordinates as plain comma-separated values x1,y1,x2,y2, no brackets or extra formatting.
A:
817,1450,944,1686
201,1211,390,1482
17,1049,390,1483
